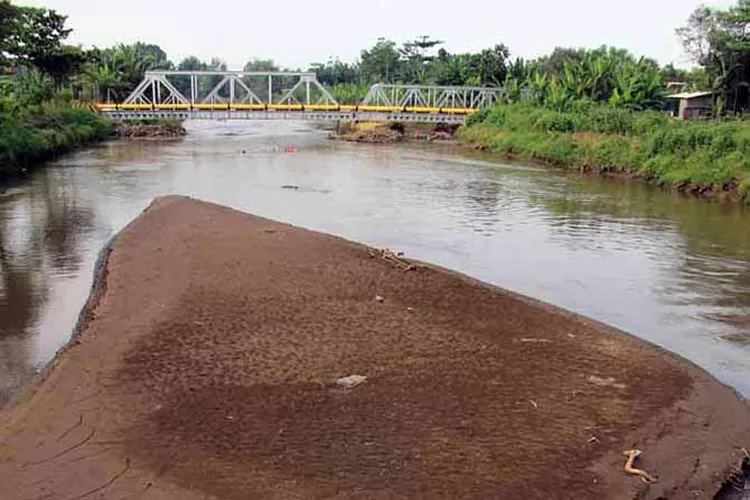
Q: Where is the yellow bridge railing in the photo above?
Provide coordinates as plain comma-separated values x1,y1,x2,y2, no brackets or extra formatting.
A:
94,103,478,115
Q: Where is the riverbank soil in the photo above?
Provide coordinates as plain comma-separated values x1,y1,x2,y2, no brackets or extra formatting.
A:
1,196,748,499
335,121,457,143
115,119,186,138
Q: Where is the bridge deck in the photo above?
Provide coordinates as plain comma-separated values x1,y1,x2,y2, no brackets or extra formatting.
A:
96,103,476,122
99,109,469,123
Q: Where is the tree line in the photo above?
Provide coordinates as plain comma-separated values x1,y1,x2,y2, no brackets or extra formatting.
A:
2,0,750,113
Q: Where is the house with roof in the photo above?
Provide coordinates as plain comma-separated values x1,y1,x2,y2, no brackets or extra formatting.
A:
666,91,714,120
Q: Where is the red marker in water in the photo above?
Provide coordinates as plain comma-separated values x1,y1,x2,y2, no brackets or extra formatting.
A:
285,145,296,153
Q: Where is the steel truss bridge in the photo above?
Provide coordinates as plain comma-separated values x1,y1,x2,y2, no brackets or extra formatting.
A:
96,71,504,123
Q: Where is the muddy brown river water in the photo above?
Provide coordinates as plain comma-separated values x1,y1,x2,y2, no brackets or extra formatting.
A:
0,120,748,403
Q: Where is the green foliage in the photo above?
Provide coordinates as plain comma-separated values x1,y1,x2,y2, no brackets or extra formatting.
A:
310,59,359,86
359,38,401,82
461,103,750,196
0,106,113,177
678,1,750,113
328,83,369,104
474,102,670,135
78,42,174,101
0,1,71,68
503,46,668,112
33,44,91,86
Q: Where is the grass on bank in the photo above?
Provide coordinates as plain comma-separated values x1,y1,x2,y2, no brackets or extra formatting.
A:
0,104,113,178
459,103,750,200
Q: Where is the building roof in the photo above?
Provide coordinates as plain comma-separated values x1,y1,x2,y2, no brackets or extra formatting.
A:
666,91,713,100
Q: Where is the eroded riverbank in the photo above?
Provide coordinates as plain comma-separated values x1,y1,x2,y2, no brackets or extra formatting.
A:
333,121,458,143
114,119,187,138
1,195,748,499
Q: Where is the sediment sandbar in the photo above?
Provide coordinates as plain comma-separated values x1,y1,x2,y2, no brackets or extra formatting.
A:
1,195,748,499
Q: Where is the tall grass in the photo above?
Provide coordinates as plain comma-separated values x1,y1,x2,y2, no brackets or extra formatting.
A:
460,103,750,200
0,105,113,178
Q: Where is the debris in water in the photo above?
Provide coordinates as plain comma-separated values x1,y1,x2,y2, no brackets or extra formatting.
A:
375,295,385,303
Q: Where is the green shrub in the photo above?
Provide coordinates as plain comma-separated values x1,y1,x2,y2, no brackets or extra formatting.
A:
461,102,750,200
0,105,113,177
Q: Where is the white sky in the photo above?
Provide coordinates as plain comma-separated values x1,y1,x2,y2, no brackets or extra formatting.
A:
17,0,737,69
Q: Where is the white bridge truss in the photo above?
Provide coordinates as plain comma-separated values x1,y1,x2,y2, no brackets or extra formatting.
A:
124,71,338,106
361,84,503,109
106,71,505,122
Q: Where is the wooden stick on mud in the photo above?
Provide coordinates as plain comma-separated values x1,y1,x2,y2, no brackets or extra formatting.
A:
623,449,657,484
369,248,415,270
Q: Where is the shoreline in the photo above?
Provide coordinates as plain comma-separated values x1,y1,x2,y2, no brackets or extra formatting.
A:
463,144,746,204
4,114,747,205
458,134,745,204
456,104,750,205
0,108,113,183
1,196,748,499
331,121,458,143
327,120,748,204
0,116,186,185
114,119,187,138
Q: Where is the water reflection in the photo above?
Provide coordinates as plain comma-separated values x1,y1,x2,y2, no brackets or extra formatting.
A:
0,175,97,402
525,177,750,346
462,179,503,236
0,121,749,404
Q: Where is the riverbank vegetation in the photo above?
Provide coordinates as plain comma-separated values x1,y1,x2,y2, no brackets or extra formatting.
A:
0,101,112,179
4,0,750,197
460,104,750,200
455,1,750,201
0,1,112,179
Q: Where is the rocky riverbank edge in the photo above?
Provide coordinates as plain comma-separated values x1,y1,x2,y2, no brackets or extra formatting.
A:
114,119,187,138
331,121,458,143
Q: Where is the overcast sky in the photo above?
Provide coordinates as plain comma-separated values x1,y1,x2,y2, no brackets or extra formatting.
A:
18,0,736,69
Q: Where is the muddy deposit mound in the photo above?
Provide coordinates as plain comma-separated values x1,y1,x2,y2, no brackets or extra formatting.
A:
115,119,186,138
1,196,748,500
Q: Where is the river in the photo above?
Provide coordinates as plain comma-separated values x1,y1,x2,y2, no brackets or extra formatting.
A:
1,120,749,404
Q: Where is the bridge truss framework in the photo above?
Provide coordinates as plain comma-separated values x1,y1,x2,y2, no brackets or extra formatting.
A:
361,84,503,109
106,71,507,122
124,71,339,107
